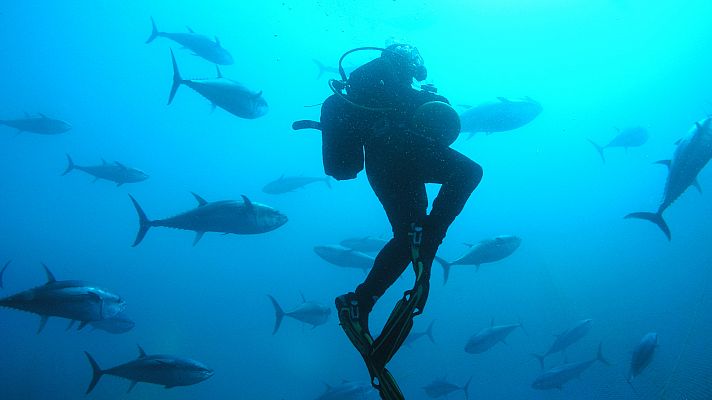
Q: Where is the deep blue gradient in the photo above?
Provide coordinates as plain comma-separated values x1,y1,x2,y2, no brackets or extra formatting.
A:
1,1,712,399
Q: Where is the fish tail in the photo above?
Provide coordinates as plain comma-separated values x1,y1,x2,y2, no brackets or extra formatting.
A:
596,342,612,366
0,259,10,288
425,320,436,344
587,139,606,163
62,153,75,175
145,16,160,44
624,211,671,241
312,59,326,79
128,195,152,247
462,376,473,400
532,353,546,370
433,256,452,285
84,351,105,394
267,295,285,335
168,49,183,105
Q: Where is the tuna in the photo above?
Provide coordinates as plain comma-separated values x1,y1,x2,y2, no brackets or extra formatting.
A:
628,332,657,384
129,193,287,246
434,235,521,284
0,264,126,333
533,319,593,369
168,50,268,119
63,154,148,186
315,380,376,400
403,320,436,347
423,377,472,399
262,175,331,194
313,245,374,273
89,311,135,334
267,294,330,334
531,344,611,390
459,97,542,136
146,17,233,65
84,346,213,394
588,126,648,163
0,113,71,135
339,236,388,253
626,117,712,240
465,319,525,354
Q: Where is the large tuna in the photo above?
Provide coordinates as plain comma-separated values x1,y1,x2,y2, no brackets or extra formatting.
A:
533,319,592,369
262,175,331,194
588,126,648,163
0,264,126,333
0,113,71,135
628,332,657,384
531,344,611,390
459,97,542,136
434,235,521,284
626,117,712,240
423,377,471,399
84,346,213,394
465,319,525,354
339,236,388,253
63,154,148,186
267,294,330,334
313,245,374,273
146,17,233,65
129,193,287,246
168,50,268,119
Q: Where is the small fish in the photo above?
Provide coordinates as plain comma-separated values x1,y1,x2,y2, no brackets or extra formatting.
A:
0,264,126,333
129,193,287,246
262,175,331,194
531,343,611,390
267,294,330,334
533,319,593,369
423,376,472,399
434,235,521,284
146,17,233,65
339,236,388,253
84,345,213,394
626,117,712,240
63,154,148,186
1,113,71,135
168,50,268,119
313,245,374,273
628,332,657,384
588,126,648,163
315,380,376,400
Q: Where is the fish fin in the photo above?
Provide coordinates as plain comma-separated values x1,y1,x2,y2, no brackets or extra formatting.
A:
597,343,613,366
425,320,436,343
654,159,671,169
127,381,138,393
210,102,217,113
215,65,223,79
299,291,307,303
41,263,57,283
463,376,472,400
692,178,702,194
462,242,474,247
77,320,89,330
128,195,153,246
137,344,147,358
146,17,160,44
497,97,510,102
62,154,75,175
191,192,208,206
101,158,108,165
193,231,205,246
532,353,546,370
168,49,183,105
115,161,127,169
116,182,124,187
39,112,49,118
267,295,285,335
241,195,254,212
624,211,671,241
37,315,49,334
66,320,75,331
214,35,220,45
312,59,326,79
586,139,606,163
186,25,194,33
0,259,11,288
433,256,452,284
84,352,104,394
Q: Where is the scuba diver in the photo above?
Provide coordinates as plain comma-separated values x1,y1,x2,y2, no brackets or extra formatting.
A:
293,43,482,399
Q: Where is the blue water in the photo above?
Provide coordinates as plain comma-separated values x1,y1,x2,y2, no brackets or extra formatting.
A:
2,1,712,399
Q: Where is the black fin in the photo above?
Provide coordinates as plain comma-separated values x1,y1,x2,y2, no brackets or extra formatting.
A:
587,139,605,163
137,344,147,358
146,17,160,44
267,295,285,335
128,195,152,246
191,192,208,206
168,49,183,105
0,259,10,288
241,195,254,212
62,154,75,175
624,212,671,240
41,263,56,283
84,351,104,394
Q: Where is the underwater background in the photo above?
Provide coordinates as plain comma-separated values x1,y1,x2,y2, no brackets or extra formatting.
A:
2,0,712,399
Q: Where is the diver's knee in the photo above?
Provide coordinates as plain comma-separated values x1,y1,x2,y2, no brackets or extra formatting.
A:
460,161,483,191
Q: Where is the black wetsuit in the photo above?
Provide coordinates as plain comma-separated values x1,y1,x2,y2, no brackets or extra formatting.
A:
347,57,483,315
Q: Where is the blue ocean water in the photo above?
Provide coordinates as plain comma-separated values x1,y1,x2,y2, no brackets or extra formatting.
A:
1,1,712,399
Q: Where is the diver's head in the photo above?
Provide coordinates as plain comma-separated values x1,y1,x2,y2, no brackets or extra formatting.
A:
381,43,427,83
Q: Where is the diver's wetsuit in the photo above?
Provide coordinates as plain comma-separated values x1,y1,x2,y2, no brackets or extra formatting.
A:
347,57,483,318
